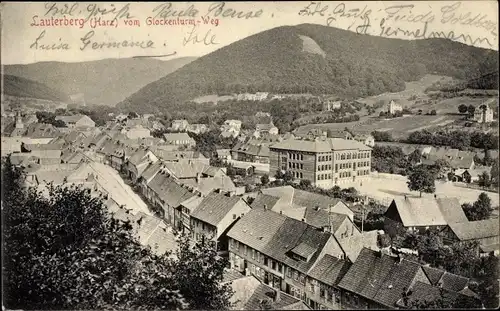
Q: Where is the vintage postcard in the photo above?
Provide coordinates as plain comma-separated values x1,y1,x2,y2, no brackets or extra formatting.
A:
1,1,499,310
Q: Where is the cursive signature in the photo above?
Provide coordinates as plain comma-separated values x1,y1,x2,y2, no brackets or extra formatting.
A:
183,25,218,46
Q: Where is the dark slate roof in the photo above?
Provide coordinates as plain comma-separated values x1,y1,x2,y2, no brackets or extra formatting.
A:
227,209,287,252
304,207,348,231
190,192,244,226
448,219,499,241
337,248,421,307
148,172,195,207
439,272,469,292
222,268,246,284
243,284,302,310
422,266,445,286
141,161,162,182
250,193,280,210
307,254,351,286
262,218,333,274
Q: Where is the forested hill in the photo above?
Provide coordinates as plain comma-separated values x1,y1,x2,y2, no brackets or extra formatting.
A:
2,74,69,102
3,57,196,106
118,23,498,114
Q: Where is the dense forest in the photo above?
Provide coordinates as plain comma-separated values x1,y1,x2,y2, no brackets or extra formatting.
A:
119,24,497,114
2,74,69,102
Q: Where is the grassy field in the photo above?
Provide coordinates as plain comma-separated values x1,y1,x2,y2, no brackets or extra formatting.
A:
296,114,462,139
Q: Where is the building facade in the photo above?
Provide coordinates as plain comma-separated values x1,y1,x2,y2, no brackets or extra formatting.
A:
269,137,372,188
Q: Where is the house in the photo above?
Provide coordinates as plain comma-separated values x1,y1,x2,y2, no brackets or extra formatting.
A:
236,92,269,101
216,149,232,161
338,248,479,309
171,119,190,131
383,197,468,233
147,170,197,223
124,125,151,139
226,208,348,308
149,148,209,165
221,120,242,136
163,133,196,147
190,191,251,250
441,219,499,255
322,98,342,111
231,140,271,164
55,115,96,128
459,166,492,183
421,147,475,171
187,123,208,135
125,148,159,182
254,123,279,138
353,133,375,147
269,136,372,188
21,123,61,144
1,137,22,157
473,98,495,123
251,185,354,222
388,100,403,115
225,274,310,310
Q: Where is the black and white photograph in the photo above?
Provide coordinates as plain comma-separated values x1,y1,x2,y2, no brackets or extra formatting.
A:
1,1,499,310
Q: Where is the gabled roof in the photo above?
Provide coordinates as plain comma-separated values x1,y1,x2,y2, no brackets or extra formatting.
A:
148,172,196,208
22,143,64,151
307,254,351,286
163,132,195,142
190,192,245,227
448,219,499,241
388,197,448,227
270,137,371,153
435,197,468,224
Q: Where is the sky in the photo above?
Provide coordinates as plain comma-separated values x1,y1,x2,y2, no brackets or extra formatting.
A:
1,1,498,65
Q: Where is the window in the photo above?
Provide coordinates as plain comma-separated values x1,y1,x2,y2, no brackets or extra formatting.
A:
264,256,268,266
301,154,304,160
353,153,357,159
229,239,234,248
233,214,236,219
300,163,304,169
300,172,303,178
257,252,260,262
294,270,299,280
287,267,292,278
244,244,247,256
289,162,292,168
335,164,338,172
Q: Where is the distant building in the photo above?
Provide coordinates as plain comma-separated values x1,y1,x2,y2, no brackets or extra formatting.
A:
171,119,190,131
163,133,196,147
353,134,375,147
474,99,495,123
190,191,251,250
124,125,151,139
269,136,372,187
221,119,242,138
187,124,209,135
388,100,403,115
441,219,499,255
322,98,342,111
254,123,279,138
236,92,269,101
55,115,96,128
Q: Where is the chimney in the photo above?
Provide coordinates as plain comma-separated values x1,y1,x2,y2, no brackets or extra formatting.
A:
279,210,282,214
196,172,201,183
264,204,268,211
274,289,281,303
315,205,320,211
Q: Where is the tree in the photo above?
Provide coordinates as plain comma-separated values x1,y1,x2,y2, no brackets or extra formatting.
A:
467,105,476,117
298,179,312,189
260,174,270,185
477,171,492,188
2,160,232,310
490,160,499,186
128,111,139,119
407,165,436,197
408,149,421,164
458,104,468,114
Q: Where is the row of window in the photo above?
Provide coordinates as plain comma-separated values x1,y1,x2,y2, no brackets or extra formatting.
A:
289,162,304,170
339,171,352,178
318,155,332,162
287,267,306,285
336,152,370,160
318,164,332,171
230,239,284,274
318,173,332,181
358,170,370,176
293,171,303,179
288,153,304,161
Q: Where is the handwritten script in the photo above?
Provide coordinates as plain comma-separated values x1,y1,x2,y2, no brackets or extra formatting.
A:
299,1,497,47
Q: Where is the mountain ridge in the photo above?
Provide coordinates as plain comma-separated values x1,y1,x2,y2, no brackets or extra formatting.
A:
118,23,498,113
2,74,70,102
3,56,196,106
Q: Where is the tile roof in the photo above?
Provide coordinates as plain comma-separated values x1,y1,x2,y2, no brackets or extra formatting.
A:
162,161,210,179
421,265,445,286
148,172,196,208
270,137,371,153
25,123,60,138
244,284,303,310
448,219,499,241
389,197,447,227
337,230,379,262
250,193,280,210
307,254,351,286
439,272,469,292
163,132,195,143
222,268,246,284
180,175,236,196
190,192,245,227
22,143,64,151
227,209,287,252
435,197,468,224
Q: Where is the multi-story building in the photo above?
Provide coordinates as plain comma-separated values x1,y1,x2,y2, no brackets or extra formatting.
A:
269,136,372,188
474,99,495,123
171,119,190,131
388,100,403,115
